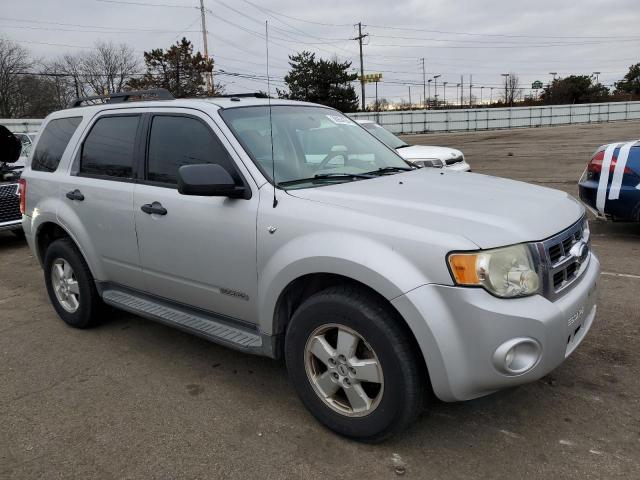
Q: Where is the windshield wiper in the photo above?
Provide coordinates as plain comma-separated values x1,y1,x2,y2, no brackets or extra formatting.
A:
278,172,373,187
363,166,414,176
395,144,411,149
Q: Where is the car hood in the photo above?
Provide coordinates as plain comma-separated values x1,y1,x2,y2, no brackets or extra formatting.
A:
397,145,462,161
287,169,584,249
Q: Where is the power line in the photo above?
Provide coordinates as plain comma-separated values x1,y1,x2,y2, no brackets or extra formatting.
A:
96,0,198,8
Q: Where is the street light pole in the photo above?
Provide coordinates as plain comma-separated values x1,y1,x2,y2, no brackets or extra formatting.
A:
408,85,412,109
456,83,461,107
420,57,426,110
433,74,441,108
480,86,484,105
427,79,432,108
443,81,448,106
490,87,494,105
501,73,509,105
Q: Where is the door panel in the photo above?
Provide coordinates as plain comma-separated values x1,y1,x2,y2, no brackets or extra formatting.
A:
133,111,259,322
59,113,144,289
134,185,258,321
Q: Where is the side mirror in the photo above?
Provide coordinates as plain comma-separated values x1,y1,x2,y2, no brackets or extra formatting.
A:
0,126,22,163
178,163,248,198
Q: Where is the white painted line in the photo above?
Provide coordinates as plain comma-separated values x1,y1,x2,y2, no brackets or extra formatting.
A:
596,143,619,213
609,140,638,200
602,271,640,280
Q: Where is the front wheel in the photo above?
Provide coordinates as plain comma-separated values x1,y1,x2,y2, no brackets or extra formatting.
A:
285,286,426,442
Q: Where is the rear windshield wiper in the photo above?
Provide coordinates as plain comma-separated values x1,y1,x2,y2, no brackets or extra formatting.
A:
394,144,411,149
278,172,373,187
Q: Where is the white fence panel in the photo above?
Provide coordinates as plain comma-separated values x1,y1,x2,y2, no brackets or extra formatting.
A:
349,101,640,134
2,101,640,136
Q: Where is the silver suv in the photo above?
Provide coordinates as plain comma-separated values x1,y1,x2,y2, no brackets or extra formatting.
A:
13,90,600,442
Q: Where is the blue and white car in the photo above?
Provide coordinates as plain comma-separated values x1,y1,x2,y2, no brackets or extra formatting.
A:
579,140,640,221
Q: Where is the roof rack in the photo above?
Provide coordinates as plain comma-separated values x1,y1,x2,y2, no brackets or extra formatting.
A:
69,88,174,108
214,92,270,99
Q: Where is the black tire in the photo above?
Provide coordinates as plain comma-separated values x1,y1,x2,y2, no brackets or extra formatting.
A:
285,285,426,442
43,237,105,329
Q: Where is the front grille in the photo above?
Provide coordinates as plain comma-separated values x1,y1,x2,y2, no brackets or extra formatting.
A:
445,155,464,165
539,217,589,299
0,183,21,225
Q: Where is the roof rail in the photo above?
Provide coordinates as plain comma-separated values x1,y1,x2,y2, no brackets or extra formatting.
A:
69,88,174,108
214,92,270,99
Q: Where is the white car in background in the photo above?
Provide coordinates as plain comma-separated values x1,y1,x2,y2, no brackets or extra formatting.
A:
13,132,38,168
356,119,470,171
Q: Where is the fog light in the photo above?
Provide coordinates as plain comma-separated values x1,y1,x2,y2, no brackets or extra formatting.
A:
493,338,541,375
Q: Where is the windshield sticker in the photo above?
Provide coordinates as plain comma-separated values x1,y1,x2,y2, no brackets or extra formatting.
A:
326,114,355,125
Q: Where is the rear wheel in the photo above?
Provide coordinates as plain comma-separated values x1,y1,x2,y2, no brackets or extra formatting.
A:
43,238,105,328
285,285,426,442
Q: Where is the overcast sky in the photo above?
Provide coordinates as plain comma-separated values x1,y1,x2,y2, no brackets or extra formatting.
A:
3,0,640,105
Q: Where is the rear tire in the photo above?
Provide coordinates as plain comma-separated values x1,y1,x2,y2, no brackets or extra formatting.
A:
43,238,105,329
285,285,426,442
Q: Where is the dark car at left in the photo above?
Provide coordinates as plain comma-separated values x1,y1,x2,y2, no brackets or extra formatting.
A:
0,126,25,235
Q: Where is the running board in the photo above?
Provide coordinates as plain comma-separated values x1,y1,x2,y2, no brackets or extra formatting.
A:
101,288,270,356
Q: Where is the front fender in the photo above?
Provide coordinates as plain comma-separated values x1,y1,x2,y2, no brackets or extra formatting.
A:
257,231,431,334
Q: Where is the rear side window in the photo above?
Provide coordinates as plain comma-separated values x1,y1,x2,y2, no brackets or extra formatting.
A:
147,115,240,185
81,116,139,178
31,117,82,172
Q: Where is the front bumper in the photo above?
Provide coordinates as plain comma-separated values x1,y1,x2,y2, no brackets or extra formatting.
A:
392,252,600,402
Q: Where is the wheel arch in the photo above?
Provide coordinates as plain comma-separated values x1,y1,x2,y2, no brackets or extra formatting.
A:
269,272,430,386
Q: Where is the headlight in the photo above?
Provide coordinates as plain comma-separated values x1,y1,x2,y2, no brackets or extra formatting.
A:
412,158,444,168
448,244,540,298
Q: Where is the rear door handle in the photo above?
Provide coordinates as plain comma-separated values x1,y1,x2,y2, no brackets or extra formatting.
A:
141,201,168,216
66,189,84,201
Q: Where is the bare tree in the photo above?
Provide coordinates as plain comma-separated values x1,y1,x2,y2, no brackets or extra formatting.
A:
0,37,33,117
82,41,139,95
502,73,521,106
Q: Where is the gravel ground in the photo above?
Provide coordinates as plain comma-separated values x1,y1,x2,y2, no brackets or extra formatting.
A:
1,120,639,479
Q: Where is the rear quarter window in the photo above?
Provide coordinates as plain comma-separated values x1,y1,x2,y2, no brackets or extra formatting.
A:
31,117,82,172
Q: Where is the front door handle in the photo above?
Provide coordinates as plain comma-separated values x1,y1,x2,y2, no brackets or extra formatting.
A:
66,189,84,201
141,201,168,216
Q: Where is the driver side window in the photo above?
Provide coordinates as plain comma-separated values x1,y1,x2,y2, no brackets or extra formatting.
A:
146,115,240,186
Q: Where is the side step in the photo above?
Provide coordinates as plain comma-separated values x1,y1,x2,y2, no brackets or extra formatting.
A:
102,288,265,355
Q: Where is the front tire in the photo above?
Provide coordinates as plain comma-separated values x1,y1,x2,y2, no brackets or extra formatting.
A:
285,286,426,442
43,238,105,329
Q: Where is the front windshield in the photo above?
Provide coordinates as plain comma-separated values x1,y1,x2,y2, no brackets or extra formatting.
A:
220,106,411,189
361,122,408,149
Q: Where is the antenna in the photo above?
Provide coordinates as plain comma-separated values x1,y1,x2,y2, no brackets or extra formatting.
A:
265,20,277,208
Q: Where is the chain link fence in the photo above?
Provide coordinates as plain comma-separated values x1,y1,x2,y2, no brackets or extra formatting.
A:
348,101,640,134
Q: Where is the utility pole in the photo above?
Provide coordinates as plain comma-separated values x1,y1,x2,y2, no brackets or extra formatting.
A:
443,81,447,106
460,75,464,108
199,0,212,95
427,79,432,108
456,83,461,107
490,87,494,105
420,57,426,109
354,22,368,111
408,85,412,108
480,86,483,105
375,80,379,110
593,71,601,84
469,74,473,108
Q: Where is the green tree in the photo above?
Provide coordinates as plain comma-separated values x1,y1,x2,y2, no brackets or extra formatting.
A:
614,63,640,96
540,75,609,104
128,38,222,98
278,51,359,112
